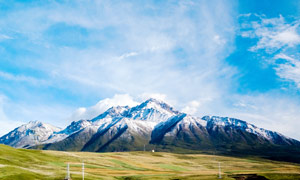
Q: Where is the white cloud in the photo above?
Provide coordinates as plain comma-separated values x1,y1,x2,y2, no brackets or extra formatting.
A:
181,100,200,115
274,54,300,88
118,52,138,60
240,14,300,52
273,27,300,45
240,14,300,91
68,94,139,121
0,34,12,41
22,0,235,107
138,93,167,102
0,71,48,86
9,1,300,140
213,35,226,45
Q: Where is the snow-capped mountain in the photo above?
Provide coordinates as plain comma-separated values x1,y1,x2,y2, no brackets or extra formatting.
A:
124,98,179,122
202,116,299,146
1,98,299,162
0,121,61,148
42,98,179,152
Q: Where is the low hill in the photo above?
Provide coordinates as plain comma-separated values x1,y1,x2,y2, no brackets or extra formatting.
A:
0,144,299,180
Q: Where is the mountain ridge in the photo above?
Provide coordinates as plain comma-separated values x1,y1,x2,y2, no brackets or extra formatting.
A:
0,98,299,163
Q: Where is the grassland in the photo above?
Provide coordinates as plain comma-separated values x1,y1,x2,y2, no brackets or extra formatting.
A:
0,144,299,180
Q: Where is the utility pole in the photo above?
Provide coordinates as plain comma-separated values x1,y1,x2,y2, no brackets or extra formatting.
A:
82,162,84,180
218,162,222,179
143,144,145,152
64,163,70,180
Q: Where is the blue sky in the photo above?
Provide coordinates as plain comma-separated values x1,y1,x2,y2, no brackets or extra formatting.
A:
1,0,300,140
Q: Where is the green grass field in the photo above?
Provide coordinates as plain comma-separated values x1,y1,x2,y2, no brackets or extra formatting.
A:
0,144,299,180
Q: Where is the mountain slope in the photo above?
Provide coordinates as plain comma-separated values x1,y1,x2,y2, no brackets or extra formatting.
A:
150,114,212,150
44,119,92,144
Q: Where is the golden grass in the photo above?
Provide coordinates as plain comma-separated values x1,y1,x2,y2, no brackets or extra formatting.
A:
0,144,299,179
43,150,300,179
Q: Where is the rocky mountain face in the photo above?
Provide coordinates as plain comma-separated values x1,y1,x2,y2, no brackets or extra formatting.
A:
1,98,300,162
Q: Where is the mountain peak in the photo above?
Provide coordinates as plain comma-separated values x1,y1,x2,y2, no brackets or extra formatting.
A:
124,98,179,122
17,121,60,132
27,120,42,126
0,121,61,148
91,105,130,121
107,105,130,113
144,98,163,103
137,98,178,113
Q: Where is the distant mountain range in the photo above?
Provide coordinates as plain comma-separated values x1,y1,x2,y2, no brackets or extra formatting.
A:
1,98,300,163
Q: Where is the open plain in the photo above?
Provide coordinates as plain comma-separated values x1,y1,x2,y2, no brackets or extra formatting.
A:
0,145,299,180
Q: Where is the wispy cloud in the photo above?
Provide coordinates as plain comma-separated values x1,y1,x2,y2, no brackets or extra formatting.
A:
10,0,236,104
236,14,300,139
0,71,48,86
0,34,13,41
240,14,300,89
181,100,200,115
69,94,139,121
274,53,300,88
240,14,300,53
